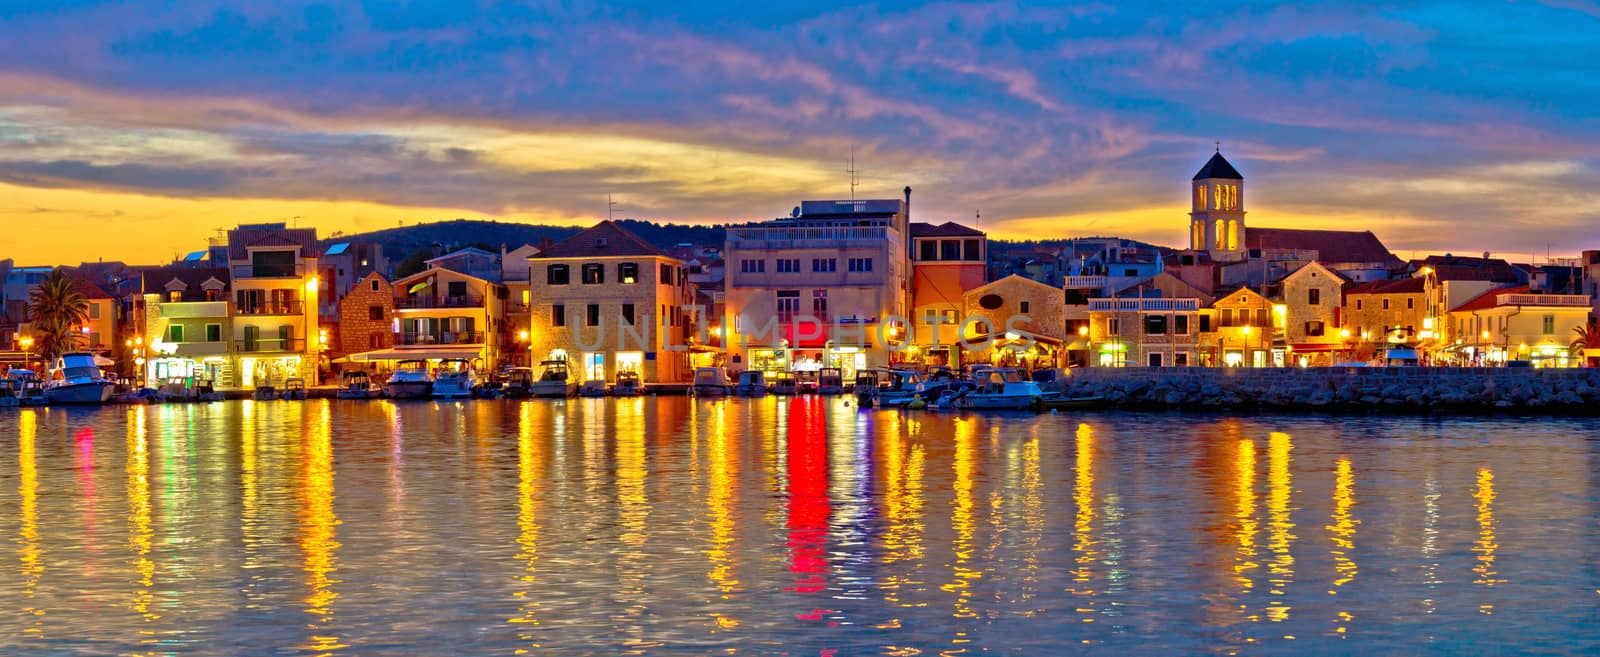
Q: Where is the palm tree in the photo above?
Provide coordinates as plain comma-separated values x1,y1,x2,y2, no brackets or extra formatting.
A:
24,268,90,362
1570,322,1597,361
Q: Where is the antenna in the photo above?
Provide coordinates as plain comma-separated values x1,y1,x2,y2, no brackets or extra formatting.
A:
845,147,860,200
607,195,618,222
1215,140,1221,153
975,209,981,229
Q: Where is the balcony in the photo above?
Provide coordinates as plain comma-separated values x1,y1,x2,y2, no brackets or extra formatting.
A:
398,331,484,346
231,263,306,279
159,301,229,319
1088,298,1201,312
1064,275,1107,290
397,295,484,309
1500,293,1589,307
235,338,306,354
236,301,304,316
727,226,893,250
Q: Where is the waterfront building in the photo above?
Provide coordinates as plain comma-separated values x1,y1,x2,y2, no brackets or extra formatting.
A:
226,223,322,387
1278,262,1349,366
390,266,507,371
528,221,694,385
961,275,1068,369
1445,285,1591,366
139,267,233,387
1199,287,1282,367
909,221,987,368
1087,294,1201,367
334,272,395,367
1341,277,1426,362
721,195,911,377
426,246,502,281
500,244,540,367
63,272,118,361
317,240,386,324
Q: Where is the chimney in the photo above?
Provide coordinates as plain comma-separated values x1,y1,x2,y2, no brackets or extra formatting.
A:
903,185,912,219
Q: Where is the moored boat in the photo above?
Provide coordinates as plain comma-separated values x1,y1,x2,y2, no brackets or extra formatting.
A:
337,371,379,400
853,370,882,406
691,367,731,397
951,369,1043,410
530,359,577,398
612,370,644,396
795,369,820,394
733,370,767,396
817,367,846,395
431,359,477,399
769,371,797,395
578,379,609,397
501,367,534,398
281,377,308,401
44,352,114,405
386,359,435,399
1034,393,1107,411
0,378,19,408
251,385,278,401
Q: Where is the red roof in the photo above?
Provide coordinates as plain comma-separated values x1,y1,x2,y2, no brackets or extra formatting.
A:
1246,228,1399,265
910,221,984,238
535,221,666,259
1450,285,1530,313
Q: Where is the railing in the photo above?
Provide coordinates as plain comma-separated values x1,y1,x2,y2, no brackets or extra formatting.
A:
1064,275,1107,289
397,295,484,309
158,301,230,319
726,226,893,249
235,338,306,354
235,301,303,316
1087,298,1200,312
398,331,484,346
1500,293,1589,307
231,263,305,279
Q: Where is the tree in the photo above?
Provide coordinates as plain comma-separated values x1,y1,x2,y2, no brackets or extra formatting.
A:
24,268,90,362
394,246,435,279
1571,322,1597,360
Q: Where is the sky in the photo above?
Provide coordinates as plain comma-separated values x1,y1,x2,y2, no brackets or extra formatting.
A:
2,1,1598,264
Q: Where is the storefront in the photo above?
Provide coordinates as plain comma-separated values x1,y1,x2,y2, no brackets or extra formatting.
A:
241,355,304,388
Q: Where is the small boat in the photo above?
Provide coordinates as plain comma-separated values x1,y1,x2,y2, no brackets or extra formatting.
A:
876,370,929,408
431,359,477,399
578,380,609,397
44,352,114,404
769,371,797,395
0,378,19,408
195,379,225,402
252,385,278,401
530,359,576,398
336,371,379,400
612,370,644,396
281,377,307,401
386,359,435,399
817,367,846,395
795,369,820,394
17,374,48,406
501,367,535,399
951,368,1043,411
733,370,767,397
161,377,199,403
853,370,882,407
1034,393,1107,411
691,367,731,397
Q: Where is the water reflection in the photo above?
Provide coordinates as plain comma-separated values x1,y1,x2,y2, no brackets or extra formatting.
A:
0,402,1594,655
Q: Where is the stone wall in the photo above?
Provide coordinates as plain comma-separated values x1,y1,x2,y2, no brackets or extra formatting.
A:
1051,366,1600,411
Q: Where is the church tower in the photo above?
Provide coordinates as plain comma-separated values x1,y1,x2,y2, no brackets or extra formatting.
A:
1189,148,1246,262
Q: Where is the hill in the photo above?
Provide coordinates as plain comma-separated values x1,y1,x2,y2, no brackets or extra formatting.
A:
321,218,729,259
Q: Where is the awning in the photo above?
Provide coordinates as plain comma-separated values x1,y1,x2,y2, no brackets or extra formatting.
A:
346,347,481,362
1289,343,1346,353
93,354,115,366
784,321,829,348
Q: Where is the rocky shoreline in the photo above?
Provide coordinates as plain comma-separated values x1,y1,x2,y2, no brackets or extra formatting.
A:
1049,367,1600,413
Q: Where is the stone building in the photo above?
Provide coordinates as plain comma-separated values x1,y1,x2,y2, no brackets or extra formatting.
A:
1342,276,1427,359
336,272,394,363
1199,287,1281,367
1278,262,1349,365
961,274,1068,369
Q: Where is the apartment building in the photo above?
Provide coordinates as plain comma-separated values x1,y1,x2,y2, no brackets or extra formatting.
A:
1279,262,1348,365
227,223,322,387
1446,286,1592,367
1087,296,1201,367
140,267,232,387
391,266,506,371
909,221,987,367
1199,287,1281,367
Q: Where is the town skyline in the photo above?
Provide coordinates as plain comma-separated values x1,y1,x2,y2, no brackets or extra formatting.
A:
4,2,1599,264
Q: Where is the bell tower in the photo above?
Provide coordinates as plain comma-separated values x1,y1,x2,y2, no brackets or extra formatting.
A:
1189,146,1246,262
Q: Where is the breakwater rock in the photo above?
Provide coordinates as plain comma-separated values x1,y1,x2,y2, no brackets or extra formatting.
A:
1049,367,1600,412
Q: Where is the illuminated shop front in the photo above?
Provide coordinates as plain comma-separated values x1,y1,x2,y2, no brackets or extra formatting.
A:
241,355,304,388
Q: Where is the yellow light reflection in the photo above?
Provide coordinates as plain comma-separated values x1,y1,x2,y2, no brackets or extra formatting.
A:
944,416,979,650
1018,433,1043,608
1233,438,1259,598
1070,424,1099,609
1265,432,1295,622
300,403,344,655
18,410,44,636
705,406,740,631
510,402,546,652
1472,466,1504,615
1328,457,1357,635
615,401,654,652
126,407,159,651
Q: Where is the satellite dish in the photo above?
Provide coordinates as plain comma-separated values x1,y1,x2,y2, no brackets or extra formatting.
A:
791,206,801,219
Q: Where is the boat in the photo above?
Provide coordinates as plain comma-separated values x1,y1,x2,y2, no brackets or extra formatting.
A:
817,367,846,395
336,371,379,400
578,379,609,397
951,368,1043,410
501,367,535,399
853,370,882,406
0,378,19,408
1034,393,1107,411
769,371,797,395
431,359,477,399
530,360,576,398
733,370,767,396
282,377,307,400
691,367,731,397
613,370,644,396
43,352,114,404
251,385,278,401
386,359,435,399
161,377,199,403
195,379,225,402
16,372,48,406
795,369,820,394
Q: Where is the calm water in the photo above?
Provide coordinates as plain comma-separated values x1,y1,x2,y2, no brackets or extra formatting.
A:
0,399,1597,656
